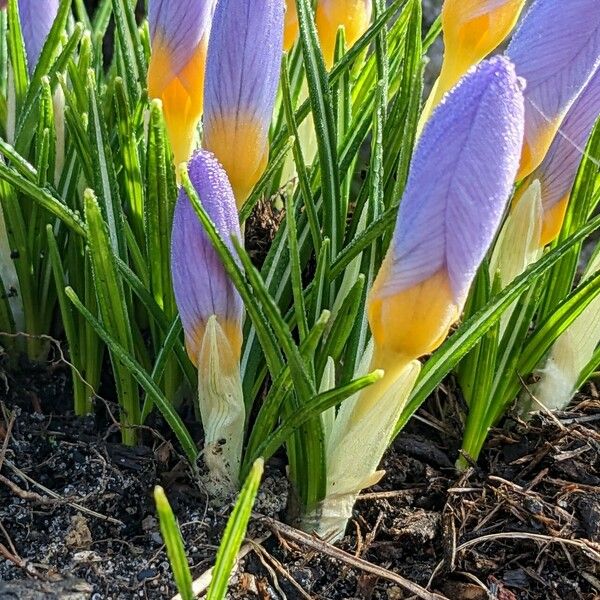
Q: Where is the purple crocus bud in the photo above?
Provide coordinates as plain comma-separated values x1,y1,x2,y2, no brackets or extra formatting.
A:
203,0,284,208
148,0,215,166
507,0,600,180
17,0,59,74
528,67,600,246
368,57,524,372
171,150,244,367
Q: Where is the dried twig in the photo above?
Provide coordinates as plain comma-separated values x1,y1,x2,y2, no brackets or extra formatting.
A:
0,542,43,577
0,403,16,472
2,458,123,525
456,531,600,563
263,517,449,600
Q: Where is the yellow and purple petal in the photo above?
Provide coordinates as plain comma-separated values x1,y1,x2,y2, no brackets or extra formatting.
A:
507,0,600,179
368,57,524,362
17,0,59,74
315,0,372,68
148,0,215,165
203,0,284,208
531,67,600,246
171,150,244,367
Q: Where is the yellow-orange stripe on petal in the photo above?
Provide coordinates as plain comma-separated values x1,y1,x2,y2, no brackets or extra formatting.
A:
203,114,270,209
148,38,208,166
507,0,600,179
315,0,372,69
284,0,299,52
203,0,284,208
147,0,214,166
369,58,524,373
530,67,600,246
369,266,459,366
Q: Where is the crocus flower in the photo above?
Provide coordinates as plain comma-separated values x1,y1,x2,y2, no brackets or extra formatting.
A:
203,0,284,208
425,0,525,115
315,0,372,68
527,67,600,246
148,0,214,166
172,150,245,492
369,57,524,377
17,0,59,74
284,0,298,52
172,150,243,365
309,57,525,543
506,0,600,180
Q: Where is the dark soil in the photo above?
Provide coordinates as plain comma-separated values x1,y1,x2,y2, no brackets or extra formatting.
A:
1,353,599,599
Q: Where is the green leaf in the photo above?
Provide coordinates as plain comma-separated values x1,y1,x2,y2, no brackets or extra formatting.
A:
145,99,176,312
296,0,340,256
47,224,91,415
154,486,194,600
6,0,28,111
86,70,127,257
111,0,147,101
244,370,383,471
84,189,138,443
395,211,600,437
206,458,264,600
65,285,198,462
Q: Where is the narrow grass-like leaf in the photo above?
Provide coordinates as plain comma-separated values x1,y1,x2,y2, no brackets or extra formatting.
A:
86,70,126,257
65,286,198,462
243,310,330,474
295,0,341,255
6,0,28,110
84,189,138,444
47,225,90,415
395,212,600,436
154,486,194,600
206,459,264,600
111,0,147,101
244,370,384,472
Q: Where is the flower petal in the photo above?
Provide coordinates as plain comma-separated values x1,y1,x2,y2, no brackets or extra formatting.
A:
368,57,524,359
171,150,243,365
506,0,600,178
148,0,214,84
438,0,525,93
17,0,59,74
533,66,600,245
315,0,372,68
148,0,215,165
203,0,284,206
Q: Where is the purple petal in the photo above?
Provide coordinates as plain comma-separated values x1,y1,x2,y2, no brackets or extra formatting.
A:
17,0,59,74
202,0,284,203
536,67,600,216
383,56,525,306
204,0,283,132
148,0,215,78
171,150,244,363
506,0,600,178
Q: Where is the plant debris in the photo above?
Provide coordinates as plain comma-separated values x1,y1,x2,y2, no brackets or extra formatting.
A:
1,360,599,599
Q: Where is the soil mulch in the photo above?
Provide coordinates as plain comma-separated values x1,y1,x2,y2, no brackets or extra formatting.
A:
1,354,599,599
